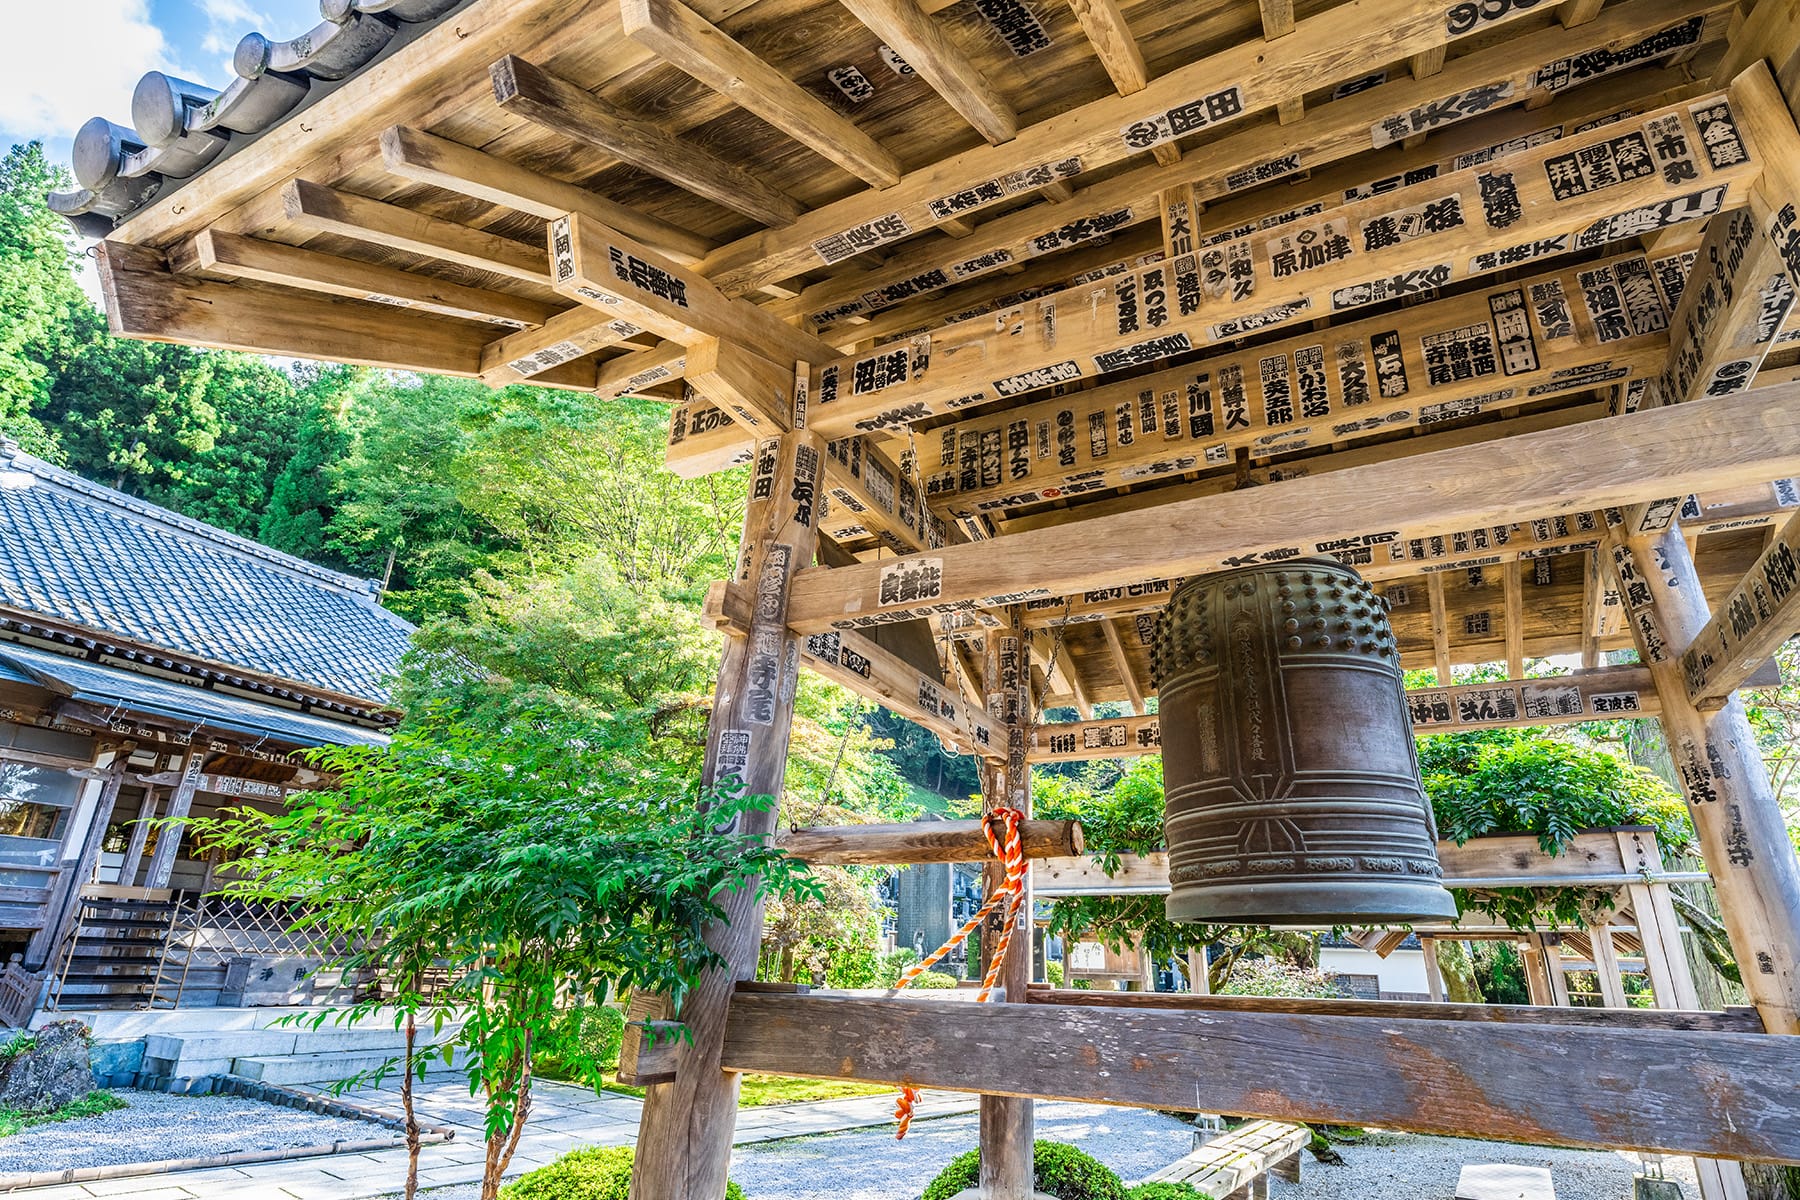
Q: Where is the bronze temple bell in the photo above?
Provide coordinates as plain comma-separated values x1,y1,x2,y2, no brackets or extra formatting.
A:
1150,559,1459,926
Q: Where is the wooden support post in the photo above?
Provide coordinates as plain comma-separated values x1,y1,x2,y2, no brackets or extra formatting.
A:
1188,948,1210,994
1588,921,1631,1009
1609,525,1800,1033
980,607,1033,1200
630,418,824,1200
1503,560,1525,679
116,784,159,889
143,748,203,891
1428,573,1453,685
1421,936,1445,1002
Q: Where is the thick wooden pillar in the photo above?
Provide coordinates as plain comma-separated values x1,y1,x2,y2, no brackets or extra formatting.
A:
1187,949,1210,994
1609,523,1800,1034
630,425,823,1200
116,784,160,888
1587,922,1630,1010
1419,937,1445,1003
979,607,1033,1200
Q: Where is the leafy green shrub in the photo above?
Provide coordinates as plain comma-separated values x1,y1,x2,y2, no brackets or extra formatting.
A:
874,948,920,987
502,1146,746,1200
923,1141,1126,1200
1217,959,1346,999
907,968,958,990
1126,1183,1210,1200
538,1004,626,1082
1045,960,1065,988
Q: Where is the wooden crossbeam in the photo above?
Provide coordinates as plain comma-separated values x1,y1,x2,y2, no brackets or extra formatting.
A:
697,0,1726,295
1100,618,1145,713
281,179,550,284
480,305,645,386
489,55,804,228
773,10,1721,337
596,341,687,399
621,0,903,188
780,383,1800,634
1678,509,1800,709
815,255,1667,518
551,212,836,366
838,0,1017,144
720,994,1800,1162
180,230,557,330
376,125,714,264
1656,207,1795,407
798,92,1757,438
1026,664,1662,762
775,818,1082,864
799,627,1005,758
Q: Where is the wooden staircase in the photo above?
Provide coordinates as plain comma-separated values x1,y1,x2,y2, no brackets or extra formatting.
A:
49,889,226,1010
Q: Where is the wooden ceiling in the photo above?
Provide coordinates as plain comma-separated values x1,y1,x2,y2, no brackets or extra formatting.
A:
87,0,1800,729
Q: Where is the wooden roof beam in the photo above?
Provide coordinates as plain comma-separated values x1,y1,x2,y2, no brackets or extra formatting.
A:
1681,507,1800,708
597,340,688,399
376,125,714,265
1063,0,1177,163
480,305,645,386
620,0,903,188
837,0,1017,145
178,229,558,330
489,55,804,227
1100,618,1146,714
780,382,1800,633
280,179,551,285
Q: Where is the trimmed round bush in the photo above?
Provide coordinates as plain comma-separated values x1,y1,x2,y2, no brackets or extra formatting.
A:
1126,1183,1211,1200
923,1141,1126,1200
502,1146,747,1200
906,968,959,990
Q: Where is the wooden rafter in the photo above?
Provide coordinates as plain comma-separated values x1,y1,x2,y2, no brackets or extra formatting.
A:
837,0,1017,144
621,0,903,187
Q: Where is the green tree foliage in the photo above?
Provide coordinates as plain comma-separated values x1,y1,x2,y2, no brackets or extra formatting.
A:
0,143,87,454
259,364,360,565
194,693,817,1200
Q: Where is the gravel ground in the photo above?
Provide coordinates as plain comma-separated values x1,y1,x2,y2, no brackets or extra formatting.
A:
0,1089,390,1174
410,1113,1706,1200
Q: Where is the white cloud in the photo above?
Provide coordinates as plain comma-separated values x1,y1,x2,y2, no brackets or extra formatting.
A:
197,0,267,59
0,0,177,143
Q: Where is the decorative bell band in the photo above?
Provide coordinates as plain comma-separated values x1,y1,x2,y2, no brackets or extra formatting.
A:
48,0,466,231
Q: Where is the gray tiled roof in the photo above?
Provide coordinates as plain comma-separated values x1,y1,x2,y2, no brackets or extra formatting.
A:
0,441,412,705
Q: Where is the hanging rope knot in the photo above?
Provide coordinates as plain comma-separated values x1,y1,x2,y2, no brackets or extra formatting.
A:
891,805,1028,1139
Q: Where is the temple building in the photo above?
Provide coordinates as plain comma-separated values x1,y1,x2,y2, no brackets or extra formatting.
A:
0,438,409,1018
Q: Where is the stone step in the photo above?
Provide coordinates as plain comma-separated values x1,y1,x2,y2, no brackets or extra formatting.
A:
146,1022,460,1063
231,1045,466,1085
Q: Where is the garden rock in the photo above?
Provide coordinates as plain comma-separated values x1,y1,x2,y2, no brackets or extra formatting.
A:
0,1021,95,1112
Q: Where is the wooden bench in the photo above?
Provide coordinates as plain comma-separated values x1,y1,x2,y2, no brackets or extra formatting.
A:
1136,1118,1308,1200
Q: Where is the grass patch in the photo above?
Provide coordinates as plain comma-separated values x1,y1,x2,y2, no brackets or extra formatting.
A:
600,1074,893,1107
0,1090,127,1138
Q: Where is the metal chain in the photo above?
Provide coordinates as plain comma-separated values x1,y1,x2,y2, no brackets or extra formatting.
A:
1031,599,1074,727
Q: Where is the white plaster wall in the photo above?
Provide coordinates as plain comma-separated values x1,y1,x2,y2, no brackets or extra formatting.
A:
1320,946,1430,995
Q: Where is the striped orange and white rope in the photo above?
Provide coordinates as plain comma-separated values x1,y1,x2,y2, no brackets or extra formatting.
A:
892,805,1027,1138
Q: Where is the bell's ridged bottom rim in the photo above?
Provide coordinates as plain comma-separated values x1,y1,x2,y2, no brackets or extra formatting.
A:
1165,880,1461,927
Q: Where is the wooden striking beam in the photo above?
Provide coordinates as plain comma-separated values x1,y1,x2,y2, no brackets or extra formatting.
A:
1022,987,1764,1032
620,0,903,187
553,212,835,367
281,179,551,284
799,91,1757,435
1027,664,1663,762
677,251,1668,482
489,56,804,227
1679,509,1800,708
720,994,1800,1162
377,125,714,264
693,0,1606,293
781,382,1800,634
837,0,1017,144
775,818,1082,864
183,230,557,329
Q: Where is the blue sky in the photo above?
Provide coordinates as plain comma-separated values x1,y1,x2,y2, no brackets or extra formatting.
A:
4,0,322,170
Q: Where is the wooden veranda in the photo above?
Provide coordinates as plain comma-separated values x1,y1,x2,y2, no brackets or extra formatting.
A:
55,0,1800,1191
